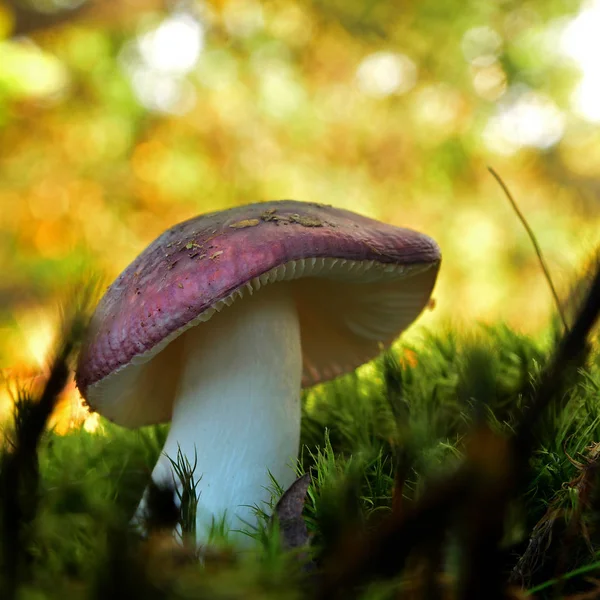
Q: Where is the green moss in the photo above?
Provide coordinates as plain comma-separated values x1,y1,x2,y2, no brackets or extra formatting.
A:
1,322,600,598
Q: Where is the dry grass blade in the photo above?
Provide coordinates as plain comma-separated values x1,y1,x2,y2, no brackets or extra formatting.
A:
511,442,600,587
488,167,569,333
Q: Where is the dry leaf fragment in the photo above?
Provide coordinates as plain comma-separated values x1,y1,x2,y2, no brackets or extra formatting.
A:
274,473,312,551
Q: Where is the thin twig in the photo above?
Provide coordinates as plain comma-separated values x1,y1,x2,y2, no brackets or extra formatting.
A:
488,167,569,332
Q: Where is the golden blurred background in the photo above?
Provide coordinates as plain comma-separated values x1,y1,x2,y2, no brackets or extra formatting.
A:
1,0,599,426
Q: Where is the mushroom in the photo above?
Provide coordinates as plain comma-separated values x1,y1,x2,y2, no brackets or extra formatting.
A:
76,200,441,543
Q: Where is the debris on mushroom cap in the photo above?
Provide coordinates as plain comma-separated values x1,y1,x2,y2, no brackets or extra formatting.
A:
288,214,323,227
76,200,440,426
229,219,260,229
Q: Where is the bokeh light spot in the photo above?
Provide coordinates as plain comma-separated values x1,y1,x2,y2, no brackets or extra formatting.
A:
119,11,203,114
131,67,197,115
484,86,565,154
0,40,69,99
356,52,417,98
472,64,507,101
561,0,600,122
412,84,465,135
137,13,204,75
461,26,503,67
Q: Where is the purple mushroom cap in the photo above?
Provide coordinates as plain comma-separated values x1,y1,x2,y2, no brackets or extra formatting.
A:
76,200,441,427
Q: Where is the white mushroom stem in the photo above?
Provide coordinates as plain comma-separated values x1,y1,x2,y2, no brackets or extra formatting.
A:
134,283,302,544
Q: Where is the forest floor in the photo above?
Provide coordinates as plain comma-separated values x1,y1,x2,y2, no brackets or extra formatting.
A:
1,269,600,599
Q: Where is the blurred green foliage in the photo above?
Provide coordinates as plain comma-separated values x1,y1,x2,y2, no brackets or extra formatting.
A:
1,0,599,384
